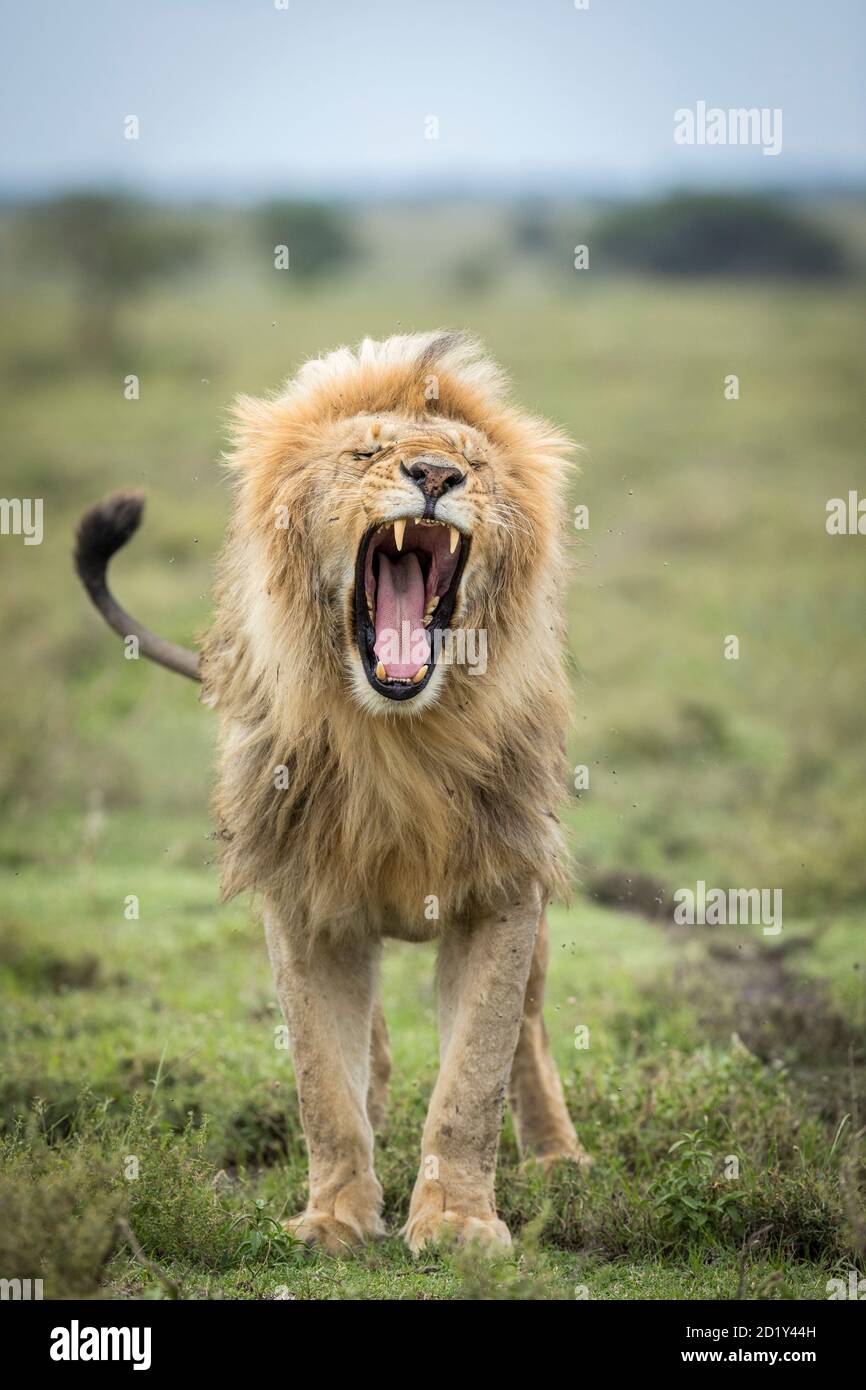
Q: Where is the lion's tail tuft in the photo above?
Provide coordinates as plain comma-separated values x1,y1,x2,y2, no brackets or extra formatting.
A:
74,489,201,683
75,489,146,596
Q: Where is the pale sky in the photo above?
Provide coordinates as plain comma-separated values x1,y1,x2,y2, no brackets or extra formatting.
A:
1,0,864,198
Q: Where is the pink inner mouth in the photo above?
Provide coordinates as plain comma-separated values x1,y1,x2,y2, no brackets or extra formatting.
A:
365,519,461,681
374,552,429,679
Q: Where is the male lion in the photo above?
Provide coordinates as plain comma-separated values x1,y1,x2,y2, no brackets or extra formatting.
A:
75,330,589,1253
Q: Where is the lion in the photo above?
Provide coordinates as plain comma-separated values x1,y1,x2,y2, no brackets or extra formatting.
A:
74,330,589,1254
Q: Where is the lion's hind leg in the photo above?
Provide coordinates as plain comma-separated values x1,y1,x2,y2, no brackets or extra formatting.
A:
367,999,391,1133
508,913,592,1170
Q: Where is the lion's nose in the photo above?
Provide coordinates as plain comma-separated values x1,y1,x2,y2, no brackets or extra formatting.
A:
400,455,466,501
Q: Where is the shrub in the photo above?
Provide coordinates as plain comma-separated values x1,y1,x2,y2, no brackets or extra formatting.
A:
594,195,847,278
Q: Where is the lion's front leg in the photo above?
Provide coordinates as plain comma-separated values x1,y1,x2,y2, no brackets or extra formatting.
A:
264,906,385,1252
403,884,541,1254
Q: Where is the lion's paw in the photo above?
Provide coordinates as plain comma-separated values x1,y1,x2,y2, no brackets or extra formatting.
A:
284,1207,384,1254
403,1189,511,1256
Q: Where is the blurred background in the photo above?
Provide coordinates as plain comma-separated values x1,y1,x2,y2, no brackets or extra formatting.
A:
1,0,865,1299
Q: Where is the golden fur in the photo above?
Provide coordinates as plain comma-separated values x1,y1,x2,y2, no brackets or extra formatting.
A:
200,331,588,1250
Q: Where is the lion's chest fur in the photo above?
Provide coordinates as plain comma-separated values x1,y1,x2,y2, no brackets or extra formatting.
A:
212,687,567,938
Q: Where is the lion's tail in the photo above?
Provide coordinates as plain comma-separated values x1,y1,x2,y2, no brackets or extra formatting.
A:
74,490,200,682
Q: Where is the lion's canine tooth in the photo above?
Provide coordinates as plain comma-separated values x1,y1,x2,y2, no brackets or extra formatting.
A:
375,661,387,681
449,525,459,554
411,665,428,684
393,518,406,551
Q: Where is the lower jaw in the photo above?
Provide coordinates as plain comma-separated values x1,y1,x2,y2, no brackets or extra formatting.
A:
355,634,439,701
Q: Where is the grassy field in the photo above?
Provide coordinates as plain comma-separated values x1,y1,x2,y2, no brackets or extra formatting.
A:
1,221,865,1299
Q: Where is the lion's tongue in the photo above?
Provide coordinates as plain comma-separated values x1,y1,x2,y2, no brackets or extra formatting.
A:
374,552,430,679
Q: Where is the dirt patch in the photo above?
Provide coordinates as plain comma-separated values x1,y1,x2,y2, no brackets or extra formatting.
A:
673,935,864,1119
586,870,864,1121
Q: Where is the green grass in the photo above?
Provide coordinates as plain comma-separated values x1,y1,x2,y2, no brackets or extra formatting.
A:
1,219,865,1297
1,823,863,1299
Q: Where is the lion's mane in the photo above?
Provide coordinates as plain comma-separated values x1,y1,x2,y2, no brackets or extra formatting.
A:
201,332,574,939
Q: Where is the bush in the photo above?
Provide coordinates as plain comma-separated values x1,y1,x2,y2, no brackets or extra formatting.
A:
19,194,204,359
594,194,848,278
256,200,358,283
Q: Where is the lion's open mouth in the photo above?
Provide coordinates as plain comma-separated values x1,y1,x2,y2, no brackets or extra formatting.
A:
353,518,470,700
